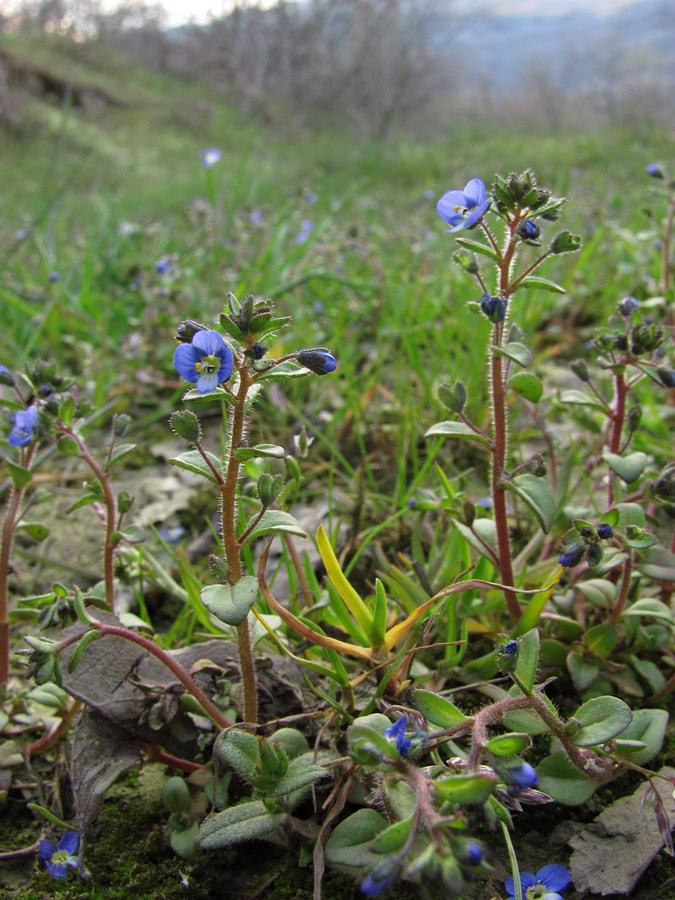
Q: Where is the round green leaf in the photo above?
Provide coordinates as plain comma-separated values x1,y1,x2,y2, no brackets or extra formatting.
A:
509,372,543,403
566,696,633,747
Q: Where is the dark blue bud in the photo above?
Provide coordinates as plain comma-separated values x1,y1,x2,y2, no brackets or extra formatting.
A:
510,761,538,789
585,542,603,567
617,296,639,317
516,219,540,241
465,842,483,866
503,639,518,655
296,348,337,375
646,163,664,179
656,367,675,388
48,271,59,283
559,541,586,568
480,294,506,323
597,523,613,540
176,320,208,343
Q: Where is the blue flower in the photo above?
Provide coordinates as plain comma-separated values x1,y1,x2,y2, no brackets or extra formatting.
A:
437,178,491,232
200,147,221,168
174,330,234,394
360,856,402,896
48,271,59,283
295,219,314,244
155,258,171,275
505,863,570,900
646,163,664,179
384,716,412,757
39,832,79,878
296,348,337,376
8,406,39,447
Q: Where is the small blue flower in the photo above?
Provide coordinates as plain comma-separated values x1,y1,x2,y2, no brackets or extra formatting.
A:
384,716,412,757
558,541,586,568
249,208,264,226
39,832,79,879
48,271,59,283
174,330,234,394
646,163,664,179
517,219,540,241
8,406,39,447
305,191,318,205
296,348,337,375
617,296,639,317
155,258,171,275
360,856,402,896
480,294,506,323
510,760,538,789
437,178,491,232
505,863,570,900
200,147,221,168
295,219,314,244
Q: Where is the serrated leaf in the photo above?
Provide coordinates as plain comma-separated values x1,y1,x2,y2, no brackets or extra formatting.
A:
425,420,490,446
414,690,468,728
508,371,543,402
198,801,286,849
519,276,566,294
240,510,307,545
168,450,222,484
453,236,499,261
603,451,649,484
505,474,555,532
492,342,532,367
567,696,633,747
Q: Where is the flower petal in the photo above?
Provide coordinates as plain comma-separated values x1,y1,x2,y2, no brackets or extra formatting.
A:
537,864,570,892
463,178,487,206
437,190,468,224
174,343,201,382
192,329,227,358
196,373,220,394
39,839,56,861
45,860,68,878
58,832,79,855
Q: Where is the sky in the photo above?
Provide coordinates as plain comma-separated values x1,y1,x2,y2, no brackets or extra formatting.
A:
158,0,642,27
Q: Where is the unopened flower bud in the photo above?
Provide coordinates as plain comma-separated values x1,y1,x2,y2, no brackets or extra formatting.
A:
550,231,582,254
586,542,603,567
646,163,664,179
559,541,586,568
656,367,675,388
480,294,506,323
617,296,639,317
570,360,590,382
258,473,284,507
627,406,642,432
516,219,540,241
597,523,613,540
296,348,337,375
176,319,208,343
170,410,202,444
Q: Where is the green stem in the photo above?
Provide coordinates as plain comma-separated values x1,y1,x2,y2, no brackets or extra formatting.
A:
221,365,258,724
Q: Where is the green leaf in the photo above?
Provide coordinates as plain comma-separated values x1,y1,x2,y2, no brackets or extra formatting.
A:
425,420,490,446
452,518,498,561
234,443,286,461
67,629,101,673
240,510,307,545
484,733,532,757
453,236,499,261
622,598,674,624
604,503,645,528
433,774,496,805
325,809,388,870
168,450,222,484
66,493,99,514
566,696,633,747
16,522,49,542
107,443,137,468
265,752,327,798
198,801,286,850
536,752,598,806
514,628,540,693
613,709,668,765
508,372,543,403
214,729,259,780
577,579,616,608
582,623,618,658
170,821,198,859
629,655,666,694
414,690,468,728
370,814,415,855
503,685,560,735
118,525,145,544
559,389,608,411
182,386,236,406
518,276,566,294
201,576,259,626
492,342,532,367
5,461,33,488
603,451,649,484
566,651,601,692
256,361,311,381
505,474,555,532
